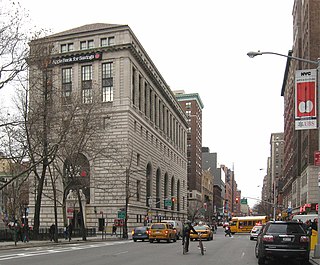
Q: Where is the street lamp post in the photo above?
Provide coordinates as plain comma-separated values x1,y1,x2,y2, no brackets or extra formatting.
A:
247,50,320,258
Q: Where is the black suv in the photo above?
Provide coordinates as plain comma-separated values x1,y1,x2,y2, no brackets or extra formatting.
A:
255,221,310,265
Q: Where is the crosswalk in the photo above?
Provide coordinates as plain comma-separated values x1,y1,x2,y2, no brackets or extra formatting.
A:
0,241,132,261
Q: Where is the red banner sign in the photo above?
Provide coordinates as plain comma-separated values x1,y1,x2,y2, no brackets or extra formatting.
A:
295,69,317,130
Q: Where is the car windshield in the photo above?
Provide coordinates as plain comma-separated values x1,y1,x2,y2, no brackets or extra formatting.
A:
267,223,305,234
151,224,165,229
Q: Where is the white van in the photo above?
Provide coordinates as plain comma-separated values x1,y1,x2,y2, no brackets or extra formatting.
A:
161,220,183,239
292,214,318,223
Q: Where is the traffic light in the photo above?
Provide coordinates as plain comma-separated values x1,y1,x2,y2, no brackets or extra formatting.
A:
235,197,239,204
171,197,176,203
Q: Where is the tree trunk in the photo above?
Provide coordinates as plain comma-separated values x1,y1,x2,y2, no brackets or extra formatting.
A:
77,189,86,241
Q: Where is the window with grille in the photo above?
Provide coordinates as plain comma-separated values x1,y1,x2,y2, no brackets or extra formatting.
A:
102,62,113,102
81,65,92,103
100,36,115,47
61,43,74,52
62,68,72,99
80,40,94,50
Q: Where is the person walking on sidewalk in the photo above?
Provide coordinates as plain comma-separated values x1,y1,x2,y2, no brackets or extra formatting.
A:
49,224,55,241
112,224,117,236
64,224,68,240
68,222,73,242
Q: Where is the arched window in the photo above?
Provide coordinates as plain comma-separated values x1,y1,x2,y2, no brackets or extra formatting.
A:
176,180,180,211
164,173,168,209
171,176,175,211
64,153,90,203
146,163,152,207
156,168,161,208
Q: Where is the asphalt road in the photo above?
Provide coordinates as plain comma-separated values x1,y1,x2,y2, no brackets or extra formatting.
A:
0,228,312,265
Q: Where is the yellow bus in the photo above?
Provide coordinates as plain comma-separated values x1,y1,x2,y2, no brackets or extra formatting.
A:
229,216,268,234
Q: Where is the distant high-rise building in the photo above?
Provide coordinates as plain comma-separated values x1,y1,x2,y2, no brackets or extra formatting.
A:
174,91,204,196
202,147,223,218
270,133,284,216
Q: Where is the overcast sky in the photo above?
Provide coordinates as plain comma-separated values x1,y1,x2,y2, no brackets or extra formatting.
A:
1,0,294,207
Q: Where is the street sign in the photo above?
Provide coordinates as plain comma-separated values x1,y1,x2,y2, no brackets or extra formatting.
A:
117,211,126,219
164,199,172,207
240,198,247,205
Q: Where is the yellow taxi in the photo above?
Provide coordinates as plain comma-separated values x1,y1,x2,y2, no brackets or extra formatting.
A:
190,224,213,241
148,222,177,243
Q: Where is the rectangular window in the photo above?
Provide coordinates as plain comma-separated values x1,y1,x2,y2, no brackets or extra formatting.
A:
108,37,115,46
102,62,113,102
137,153,140,166
100,36,115,47
62,68,72,100
132,67,136,105
61,43,74,52
68,43,74,51
137,180,141,201
61,44,67,53
80,41,87,50
88,40,94,49
81,65,93,103
186,102,191,109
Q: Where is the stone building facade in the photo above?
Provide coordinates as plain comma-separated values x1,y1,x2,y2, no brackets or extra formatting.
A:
28,23,188,230
281,0,320,215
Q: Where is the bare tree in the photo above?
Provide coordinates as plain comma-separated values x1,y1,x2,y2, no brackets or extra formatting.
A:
53,102,117,240
0,0,31,89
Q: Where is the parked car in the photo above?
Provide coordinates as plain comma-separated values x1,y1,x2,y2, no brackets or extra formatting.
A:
131,226,149,242
250,225,263,240
255,221,310,265
148,223,177,243
190,224,213,241
161,220,183,239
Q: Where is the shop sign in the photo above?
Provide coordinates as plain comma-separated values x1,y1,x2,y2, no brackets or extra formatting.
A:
51,52,102,66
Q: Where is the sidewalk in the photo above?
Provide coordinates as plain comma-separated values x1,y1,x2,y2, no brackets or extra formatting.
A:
0,234,128,250
311,250,320,265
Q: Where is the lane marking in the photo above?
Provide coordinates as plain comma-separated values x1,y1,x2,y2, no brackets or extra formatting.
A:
0,241,132,261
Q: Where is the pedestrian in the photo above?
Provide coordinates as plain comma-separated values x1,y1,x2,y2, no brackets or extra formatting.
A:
312,218,318,231
23,223,30,242
182,220,197,253
68,222,73,242
49,223,55,241
64,224,68,240
112,224,117,236
224,225,232,237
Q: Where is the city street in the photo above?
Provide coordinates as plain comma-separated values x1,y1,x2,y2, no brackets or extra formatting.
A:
0,228,311,265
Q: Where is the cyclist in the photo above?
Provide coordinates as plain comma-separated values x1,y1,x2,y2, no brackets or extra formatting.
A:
182,220,197,253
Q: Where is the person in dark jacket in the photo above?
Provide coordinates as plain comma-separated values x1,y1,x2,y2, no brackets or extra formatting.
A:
182,220,197,252
49,224,55,241
68,222,73,242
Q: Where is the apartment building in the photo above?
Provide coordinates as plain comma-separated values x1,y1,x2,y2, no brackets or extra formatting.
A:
281,0,320,215
174,91,204,203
